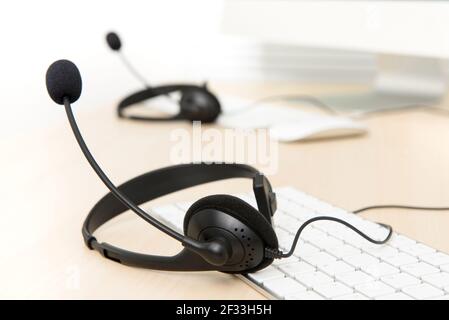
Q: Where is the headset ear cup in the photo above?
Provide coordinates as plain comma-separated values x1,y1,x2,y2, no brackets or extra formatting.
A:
179,89,221,123
184,194,278,273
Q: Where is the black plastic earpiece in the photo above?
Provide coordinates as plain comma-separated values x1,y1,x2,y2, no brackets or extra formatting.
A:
179,88,221,123
184,195,278,273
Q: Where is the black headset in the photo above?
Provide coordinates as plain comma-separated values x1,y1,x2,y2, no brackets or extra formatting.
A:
106,32,222,123
45,59,392,274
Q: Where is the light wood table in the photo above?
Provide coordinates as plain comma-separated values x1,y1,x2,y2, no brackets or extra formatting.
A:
2,83,449,299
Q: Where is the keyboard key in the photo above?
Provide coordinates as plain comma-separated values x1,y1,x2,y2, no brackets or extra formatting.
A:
420,252,449,267
365,245,399,259
286,206,316,221
273,211,292,225
369,226,392,240
293,242,321,258
336,271,375,287
308,235,344,250
401,243,436,257
320,261,355,276
301,228,327,241
341,233,376,248
310,201,335,213
330,244,361,258
376,292,413,300
286,290,324,300
263,277,307,298
278,261,316,277
275,228,294,250
354,281,395,298
272,256,299,267
302,252,337,267
358,220,385,234
301,197,328,211
381,272,421,289
335,293,368,300
328,225,356,240
312,220,344,233
247,266,285,284
362,262,399,278
421,272,449,289
402,283,444,300
275,214,302,234
282,202,316,221
313,282,353,299
441,264,449,272
277,187,307,202
276,195,291,205
295,271,333,288
384,252,418,267
275,226,291,238
400,262,439,277
388,234,416,249
342,253,380,268
338,214,364,226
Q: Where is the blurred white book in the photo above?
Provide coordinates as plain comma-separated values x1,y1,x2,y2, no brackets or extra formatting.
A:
218,96,367,142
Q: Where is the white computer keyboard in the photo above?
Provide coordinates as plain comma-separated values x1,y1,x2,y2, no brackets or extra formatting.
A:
149,187,449,300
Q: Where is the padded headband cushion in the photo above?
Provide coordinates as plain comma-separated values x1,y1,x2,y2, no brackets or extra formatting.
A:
184,194,278,273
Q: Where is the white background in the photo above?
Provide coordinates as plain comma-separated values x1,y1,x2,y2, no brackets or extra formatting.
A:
8,0,449,137
0,0,381,137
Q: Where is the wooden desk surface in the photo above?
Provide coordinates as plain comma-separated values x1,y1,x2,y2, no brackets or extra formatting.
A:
2,83,449,299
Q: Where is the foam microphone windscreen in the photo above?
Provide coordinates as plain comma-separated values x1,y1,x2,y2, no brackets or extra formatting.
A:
106,32,121,51
46,59,82,105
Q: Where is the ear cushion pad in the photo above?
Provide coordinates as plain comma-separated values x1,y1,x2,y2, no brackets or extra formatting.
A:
184,194,279,272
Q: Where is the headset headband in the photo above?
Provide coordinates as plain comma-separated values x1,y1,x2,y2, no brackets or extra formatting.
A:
117,85,209,121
